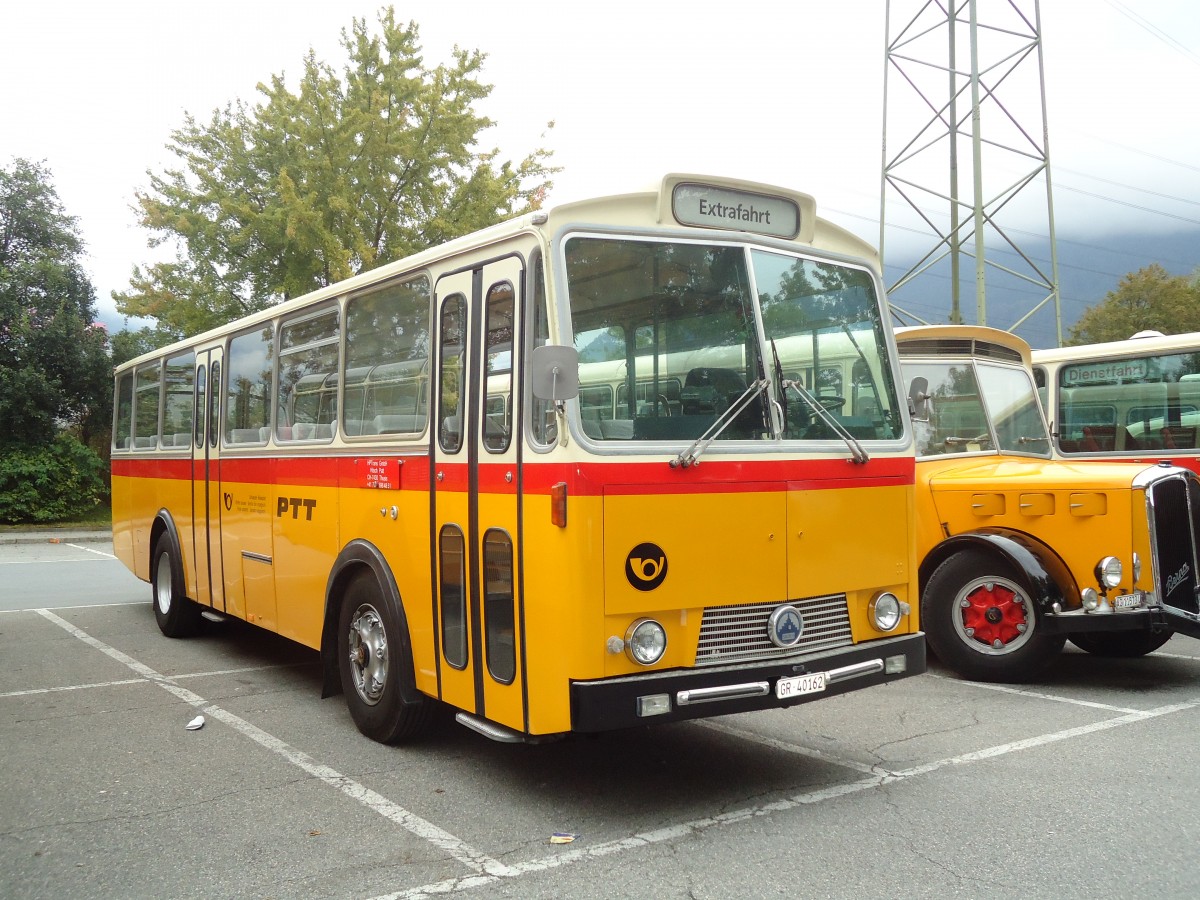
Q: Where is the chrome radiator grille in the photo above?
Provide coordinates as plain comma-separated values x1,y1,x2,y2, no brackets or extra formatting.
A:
694,594,853,667
1148,473,1200,616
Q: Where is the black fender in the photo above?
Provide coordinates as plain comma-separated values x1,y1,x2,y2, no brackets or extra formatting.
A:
320,539,422,706
919,527,1080,614
150,508,184,585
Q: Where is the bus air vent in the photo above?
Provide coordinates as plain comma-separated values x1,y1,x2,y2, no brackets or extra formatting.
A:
695,593,852,666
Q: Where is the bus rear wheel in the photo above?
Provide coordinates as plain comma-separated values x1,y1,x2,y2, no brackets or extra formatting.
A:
1069,630,1173,657
152,533,201,638
337,573,432,743
923,550,1064,682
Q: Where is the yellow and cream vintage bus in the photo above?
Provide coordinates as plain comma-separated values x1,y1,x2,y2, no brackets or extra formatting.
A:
111,174,924,744
1032,331,1200,475
897,325,1200,681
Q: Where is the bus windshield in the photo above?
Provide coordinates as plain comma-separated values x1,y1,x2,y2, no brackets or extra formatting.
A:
563,236,902,444
906,359,1050,458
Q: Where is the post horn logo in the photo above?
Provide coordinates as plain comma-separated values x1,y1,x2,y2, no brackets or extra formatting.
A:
626,542,668,591
223,492,233,511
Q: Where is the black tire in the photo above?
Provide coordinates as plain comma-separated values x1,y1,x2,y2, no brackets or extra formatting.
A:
151,532,201,638
1069,629,1173,657
922,549,1064,682
337,572,433,743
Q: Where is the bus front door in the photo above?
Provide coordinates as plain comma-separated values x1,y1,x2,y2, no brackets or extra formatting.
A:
432,257,527,734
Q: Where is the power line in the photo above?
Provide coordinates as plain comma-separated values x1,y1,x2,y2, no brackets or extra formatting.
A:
1054,165,1200,210
1102,0,1200,68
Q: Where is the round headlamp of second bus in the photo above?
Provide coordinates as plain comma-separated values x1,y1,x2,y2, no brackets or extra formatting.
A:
1080,555,1126,611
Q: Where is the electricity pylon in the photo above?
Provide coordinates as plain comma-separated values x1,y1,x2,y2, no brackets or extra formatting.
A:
880,0,1062,345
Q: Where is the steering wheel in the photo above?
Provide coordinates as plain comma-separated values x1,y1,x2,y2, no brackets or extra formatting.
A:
656,394,673,417
818,395,846,412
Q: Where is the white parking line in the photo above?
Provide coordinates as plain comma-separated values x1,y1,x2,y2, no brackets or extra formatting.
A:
36,609,515,881
32,606,1200,899
0,556,114,565
925,673,1143,713
67,543,117,559
379,695,1200,900
0,662,312,699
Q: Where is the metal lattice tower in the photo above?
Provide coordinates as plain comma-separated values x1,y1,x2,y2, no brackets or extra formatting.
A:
880,0,1062,344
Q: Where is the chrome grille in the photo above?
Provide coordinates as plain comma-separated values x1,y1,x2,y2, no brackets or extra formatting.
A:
1148,472,1200,616
694,594,853,667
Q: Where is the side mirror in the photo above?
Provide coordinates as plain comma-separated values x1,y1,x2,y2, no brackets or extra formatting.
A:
531,345,580,401
908,376,931,421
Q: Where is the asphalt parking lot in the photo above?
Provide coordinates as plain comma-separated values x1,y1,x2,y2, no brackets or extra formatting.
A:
3,537,1200,899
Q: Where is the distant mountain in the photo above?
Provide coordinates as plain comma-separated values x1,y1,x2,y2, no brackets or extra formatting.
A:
883,228,1200,349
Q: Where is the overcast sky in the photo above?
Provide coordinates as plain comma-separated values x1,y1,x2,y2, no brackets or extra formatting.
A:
2,0,1198,342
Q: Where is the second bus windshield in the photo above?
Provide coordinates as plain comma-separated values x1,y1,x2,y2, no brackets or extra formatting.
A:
563,236,901,444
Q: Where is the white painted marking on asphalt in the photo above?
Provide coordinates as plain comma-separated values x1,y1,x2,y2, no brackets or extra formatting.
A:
36,608,514,880
31,604,1200,898
67,543,117,558
0,678,144,698
925,672,1142,713
0,557,114,565
377,697,1200,899
0,662,311,698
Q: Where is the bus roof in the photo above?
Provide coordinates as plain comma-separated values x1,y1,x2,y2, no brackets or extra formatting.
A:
893,324,1032,367
1031,330,1200,365
115,173,880,373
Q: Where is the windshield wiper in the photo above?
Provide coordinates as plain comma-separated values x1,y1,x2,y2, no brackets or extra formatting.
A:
671,378,769,468
782,379,870,464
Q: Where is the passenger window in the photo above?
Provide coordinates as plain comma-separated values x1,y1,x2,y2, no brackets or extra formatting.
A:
226,326,274,445
483,282,514,452
439,526,467,669
439,294,466,453
484,529,516,684
113,371,134,450
277,306,340,442
194,364,207,449
208,361,221,448
162,351,195,448
134,363,161,449
344,275,431,437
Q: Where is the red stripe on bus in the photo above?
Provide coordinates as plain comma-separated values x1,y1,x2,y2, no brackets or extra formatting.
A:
519,457,914,494
112,454,913,495
110,457,193,479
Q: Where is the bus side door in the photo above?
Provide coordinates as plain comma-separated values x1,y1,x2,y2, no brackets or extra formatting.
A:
432,256,527,733
193,347,225,611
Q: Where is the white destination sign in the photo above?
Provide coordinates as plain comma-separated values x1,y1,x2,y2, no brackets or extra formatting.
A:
672,183,800,239
1062,359,1151,385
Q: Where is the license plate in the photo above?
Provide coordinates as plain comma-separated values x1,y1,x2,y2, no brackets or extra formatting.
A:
1113,593,1141,610
776,672,828,700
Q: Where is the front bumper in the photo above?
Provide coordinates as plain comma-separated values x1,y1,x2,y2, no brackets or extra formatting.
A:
1042,606,1200,640
570,633,925,732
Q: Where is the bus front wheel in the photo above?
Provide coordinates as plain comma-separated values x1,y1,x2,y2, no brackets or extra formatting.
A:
923,550,1064,682
337,573,432,743
152,533,201,638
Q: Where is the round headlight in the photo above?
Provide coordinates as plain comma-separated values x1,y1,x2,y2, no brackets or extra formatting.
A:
1095,556,1123,590
1081,587,1100,611
625,619,667,666
1132,552,1142,584
870,592,902,632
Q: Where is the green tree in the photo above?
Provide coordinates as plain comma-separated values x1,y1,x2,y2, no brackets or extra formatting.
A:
1068,264,1200,345
0,158,112,449
116,7,556,336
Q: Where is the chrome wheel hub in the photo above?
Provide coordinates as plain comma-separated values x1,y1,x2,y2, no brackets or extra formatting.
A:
347,604,388,705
